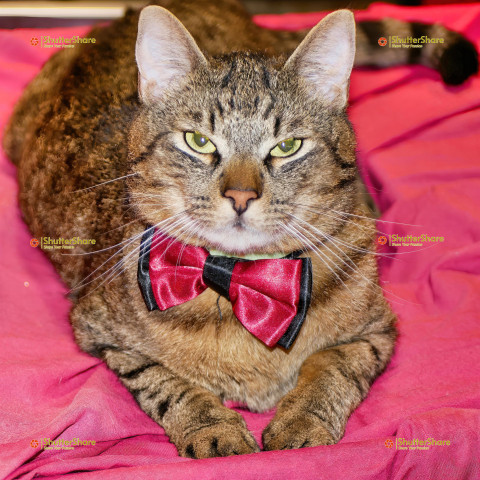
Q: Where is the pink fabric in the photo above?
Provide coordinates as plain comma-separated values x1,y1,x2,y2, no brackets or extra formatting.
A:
1,4,480,478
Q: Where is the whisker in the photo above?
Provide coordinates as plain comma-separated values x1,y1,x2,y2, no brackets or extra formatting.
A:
291,211,427,260
102,215,197,290
96,218,142,237
331,208,422,227
174,220,203,281
70,212,188,292
62,219,143,256
106,213,196,281
66,211,184,261
288,212,395,261
154,217,199,263
82,229,177,296
75,215,192,297
279,221,354,295
289,219,365,289
288,217,417,306
129,192,167,199
291,201,422,228
291,202,392,237
176,220,202,266
71,173,139,193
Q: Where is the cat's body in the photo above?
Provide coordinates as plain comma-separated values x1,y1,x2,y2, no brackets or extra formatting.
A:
4,0,477,458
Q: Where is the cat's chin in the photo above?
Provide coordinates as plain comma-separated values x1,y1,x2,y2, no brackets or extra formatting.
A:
199,226,282,256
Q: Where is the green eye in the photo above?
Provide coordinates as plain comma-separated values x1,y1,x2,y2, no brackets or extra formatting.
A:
270,138,302,158
185,131,216,154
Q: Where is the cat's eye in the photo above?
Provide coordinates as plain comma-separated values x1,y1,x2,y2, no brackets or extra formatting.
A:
270,138,302,158
185,131,216,154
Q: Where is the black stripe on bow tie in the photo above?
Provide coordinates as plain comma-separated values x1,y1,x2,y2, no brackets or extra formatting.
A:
276,257,312,349
137,226,159,311
202,255,237,300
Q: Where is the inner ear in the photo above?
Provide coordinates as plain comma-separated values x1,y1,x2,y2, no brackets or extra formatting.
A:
135,5,207,105
284,10,356,110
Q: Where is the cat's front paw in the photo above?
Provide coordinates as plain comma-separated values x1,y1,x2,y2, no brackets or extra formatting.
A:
179,415,260,458
262,410,337,451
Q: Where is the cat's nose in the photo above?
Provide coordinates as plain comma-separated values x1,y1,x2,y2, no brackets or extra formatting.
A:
224,189,258,215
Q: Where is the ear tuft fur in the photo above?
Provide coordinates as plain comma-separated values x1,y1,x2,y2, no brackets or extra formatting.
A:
136,5,207,104
284,10,356,110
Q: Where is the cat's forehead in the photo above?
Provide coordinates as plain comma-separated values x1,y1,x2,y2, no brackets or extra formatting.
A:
158,52,321,150
204,53,284,111
195,54,309,144
212,53,281,89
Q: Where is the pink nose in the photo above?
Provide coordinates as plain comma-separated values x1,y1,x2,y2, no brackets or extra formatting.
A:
224,189,258,215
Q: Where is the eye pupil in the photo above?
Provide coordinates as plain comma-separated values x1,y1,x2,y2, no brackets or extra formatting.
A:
185,131,216,154
193,132,208,147
269,138,302,159
279,139,294,152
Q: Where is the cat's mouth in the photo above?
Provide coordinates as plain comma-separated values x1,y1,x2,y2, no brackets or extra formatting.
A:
232,219,246,230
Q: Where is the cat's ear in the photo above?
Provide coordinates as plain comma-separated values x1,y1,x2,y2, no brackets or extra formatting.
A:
136,6,207,104
284,10,356,110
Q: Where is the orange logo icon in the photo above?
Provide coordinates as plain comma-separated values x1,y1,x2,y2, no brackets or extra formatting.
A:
384,439,394,448
378,37,387,47
377,236,387,245
30,238,39,248
30,37,39,46
30,439,39,448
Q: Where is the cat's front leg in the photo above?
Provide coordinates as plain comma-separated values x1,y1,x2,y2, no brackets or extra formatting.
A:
262,327,396,450
101,348,260,458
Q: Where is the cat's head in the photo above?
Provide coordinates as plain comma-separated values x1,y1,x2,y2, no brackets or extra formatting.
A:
127,6,358,256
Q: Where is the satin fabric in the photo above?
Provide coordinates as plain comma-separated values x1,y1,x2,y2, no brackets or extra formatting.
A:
147,230,303,347
230,260,302,346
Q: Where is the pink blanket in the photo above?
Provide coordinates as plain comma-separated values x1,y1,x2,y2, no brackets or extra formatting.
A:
1,3,479,479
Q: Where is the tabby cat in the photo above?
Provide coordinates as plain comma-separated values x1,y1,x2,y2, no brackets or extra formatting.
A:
4,0,477,458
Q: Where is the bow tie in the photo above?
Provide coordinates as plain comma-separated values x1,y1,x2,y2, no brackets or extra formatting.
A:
137,227,312,349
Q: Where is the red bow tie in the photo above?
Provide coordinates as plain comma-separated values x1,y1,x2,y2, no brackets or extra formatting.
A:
137,228,312,349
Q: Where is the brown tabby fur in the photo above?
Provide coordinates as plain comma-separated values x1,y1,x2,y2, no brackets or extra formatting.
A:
3,0,476,459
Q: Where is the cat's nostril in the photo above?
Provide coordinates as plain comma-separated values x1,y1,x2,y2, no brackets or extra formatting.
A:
224,189,258,215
